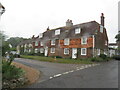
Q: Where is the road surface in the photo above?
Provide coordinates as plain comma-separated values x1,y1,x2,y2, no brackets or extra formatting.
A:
14,58,118,88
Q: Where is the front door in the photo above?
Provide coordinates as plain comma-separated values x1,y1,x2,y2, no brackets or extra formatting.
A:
72,48,77,59
44,47,48,56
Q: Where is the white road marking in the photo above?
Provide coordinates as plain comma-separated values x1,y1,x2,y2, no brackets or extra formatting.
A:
49,64,100,80
69,70,74,73
49,77,53,79
63,72,69,74
54,74,62,77
79,67,84,70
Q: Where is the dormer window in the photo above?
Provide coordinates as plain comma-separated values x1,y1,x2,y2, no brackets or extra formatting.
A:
51,39,55,45
100,25,103,33
81,37,87,44
64,38,70,45
39,33,43,38
75,28,81,34
55,29,60,35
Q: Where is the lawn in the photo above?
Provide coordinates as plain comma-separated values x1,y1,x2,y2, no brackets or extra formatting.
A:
21,55,94,64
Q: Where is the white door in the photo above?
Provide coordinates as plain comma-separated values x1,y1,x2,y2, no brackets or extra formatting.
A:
72,48,77,59
44,47,48,56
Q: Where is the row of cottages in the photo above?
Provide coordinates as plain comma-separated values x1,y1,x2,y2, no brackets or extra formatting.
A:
17,13,109,59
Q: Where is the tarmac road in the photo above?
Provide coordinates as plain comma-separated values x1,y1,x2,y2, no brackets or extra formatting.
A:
14,58,118,88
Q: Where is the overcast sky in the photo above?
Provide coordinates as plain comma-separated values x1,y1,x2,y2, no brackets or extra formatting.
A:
0,0,119,43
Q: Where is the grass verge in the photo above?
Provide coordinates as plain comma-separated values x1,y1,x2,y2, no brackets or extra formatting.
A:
21,55,94,64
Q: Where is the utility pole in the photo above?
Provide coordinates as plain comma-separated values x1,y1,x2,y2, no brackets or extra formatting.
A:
92,35,95,57
118,1,120,55
0,3,5,90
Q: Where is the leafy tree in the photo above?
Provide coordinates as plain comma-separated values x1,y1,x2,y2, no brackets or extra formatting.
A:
7,37,28,48
115,33,120,42
115,33,120,55
0,31,10,56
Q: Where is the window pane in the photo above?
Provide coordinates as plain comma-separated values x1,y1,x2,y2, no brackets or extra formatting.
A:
55,29,60,35
81,37,87,44
81,48,86,55
51,48,55,53
64,48,69,54
39,33,43,38
64,38,69,45
75,28,81,34
51,40,55,45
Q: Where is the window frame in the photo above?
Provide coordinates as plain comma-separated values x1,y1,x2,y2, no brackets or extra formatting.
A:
34,48,38,53
40,48,44,53
75,28,81,34
81,48,87,55
50,48,55,53
35,41,38,46
64,38,70,45
81,37,87,44
39,33,43,38
51,39,56,45
55,29,60,35
64,48,69,55
40,41,43,46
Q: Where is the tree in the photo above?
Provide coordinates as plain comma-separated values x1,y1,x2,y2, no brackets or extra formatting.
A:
115,33,120,42
0,31,10,56
115,33,120,55
7,37,28,48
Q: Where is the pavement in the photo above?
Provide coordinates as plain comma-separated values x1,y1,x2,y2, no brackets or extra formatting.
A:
14,58,118,88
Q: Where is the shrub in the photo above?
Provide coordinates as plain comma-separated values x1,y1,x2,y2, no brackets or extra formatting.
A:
89,57,106,62
99,54,107,59
2,60,27,88
2,60,24,81
112,55,120,60
56,56,62,58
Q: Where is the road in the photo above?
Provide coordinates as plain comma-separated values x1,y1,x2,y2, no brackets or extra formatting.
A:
14,58,118,88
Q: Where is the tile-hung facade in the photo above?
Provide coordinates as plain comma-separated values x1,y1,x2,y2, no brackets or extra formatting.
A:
17,13,109,59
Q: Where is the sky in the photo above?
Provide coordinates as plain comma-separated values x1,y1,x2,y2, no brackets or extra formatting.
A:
0,0,119,43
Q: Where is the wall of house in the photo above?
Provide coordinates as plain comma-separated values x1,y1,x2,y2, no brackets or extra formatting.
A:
60,37,93,48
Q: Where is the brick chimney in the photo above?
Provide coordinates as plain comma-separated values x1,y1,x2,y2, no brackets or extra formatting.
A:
66,19,73,27
101,13,105,27
47,26,50,31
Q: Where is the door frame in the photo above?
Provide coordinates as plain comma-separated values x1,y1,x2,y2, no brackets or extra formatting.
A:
72,48,77,59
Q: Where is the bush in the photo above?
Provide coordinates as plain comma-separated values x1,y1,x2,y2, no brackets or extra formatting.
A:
56,56,62,58
2,61,24,80
89,57,108,62
2,60,27,88
99,54,107,59
112,55,120,60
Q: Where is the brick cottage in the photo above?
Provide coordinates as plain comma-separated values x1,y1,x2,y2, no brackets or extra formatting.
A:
17,13,108,59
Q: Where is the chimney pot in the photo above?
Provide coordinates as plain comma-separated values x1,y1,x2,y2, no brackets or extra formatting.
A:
101,13,105,26
66,19,73,27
